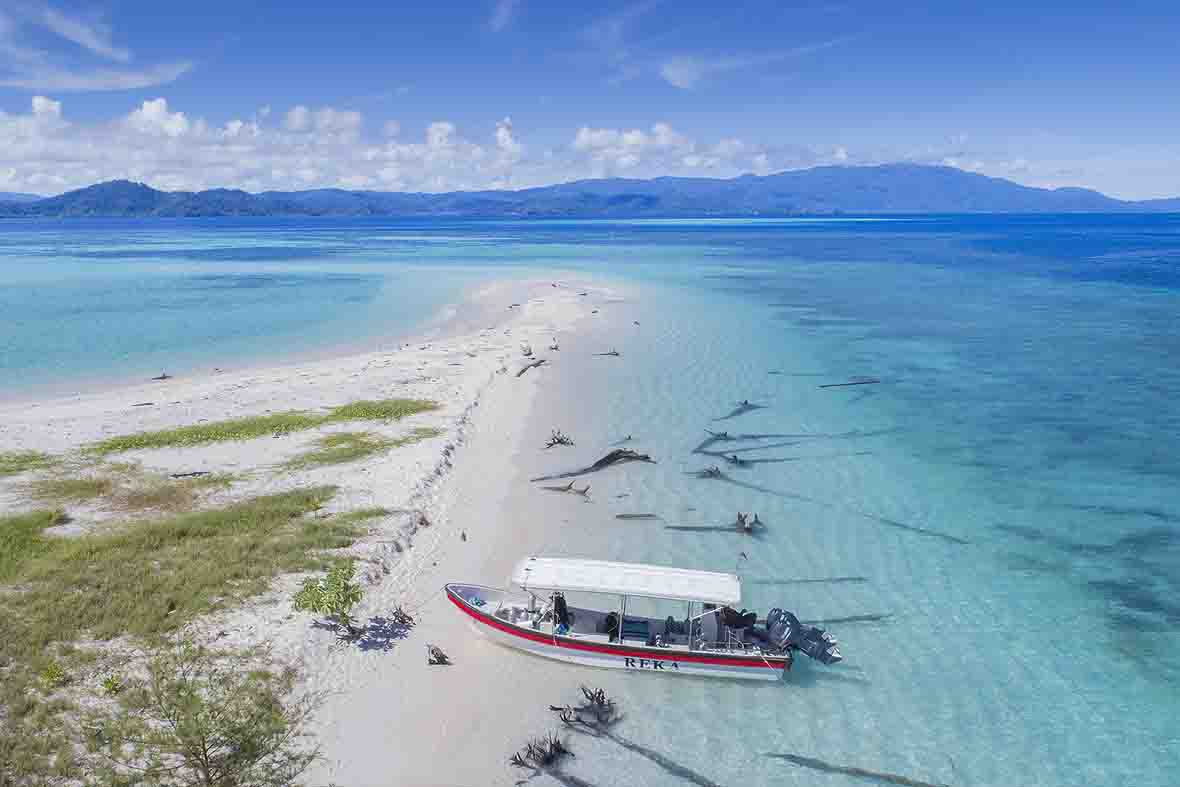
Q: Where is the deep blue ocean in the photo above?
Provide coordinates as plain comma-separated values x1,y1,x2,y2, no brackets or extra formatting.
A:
2,214,1178,784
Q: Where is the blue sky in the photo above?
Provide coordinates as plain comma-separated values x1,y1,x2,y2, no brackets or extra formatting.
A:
1,0,1178,197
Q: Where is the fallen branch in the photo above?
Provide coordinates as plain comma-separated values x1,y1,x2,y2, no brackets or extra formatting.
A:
516,359,547,378
510,733,573,769
530,449,655,482
544,429,574,448
169,471,211,479
615,513,660,520
539,480,591,498
131,402,154,407
595,349,621,357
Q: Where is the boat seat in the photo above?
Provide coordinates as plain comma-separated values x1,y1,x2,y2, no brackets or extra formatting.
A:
620,617,650,641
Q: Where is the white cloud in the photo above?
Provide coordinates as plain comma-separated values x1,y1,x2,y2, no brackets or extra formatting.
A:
426,121,456,149
41,6,131,62
382,120,401,137
9,96,1166,199
659,57,701,89
0,60,192,91
0,4,190,91
573,122,697,172
659,37,855,89
125,98,190,137
489,0,519,32
31,95,62,118
313,107,362,135
284,105,311,131
495,116,522,156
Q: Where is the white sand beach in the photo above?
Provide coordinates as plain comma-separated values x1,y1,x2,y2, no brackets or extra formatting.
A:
0,276,643,786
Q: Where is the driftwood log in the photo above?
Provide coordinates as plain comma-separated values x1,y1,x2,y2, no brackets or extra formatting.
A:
530,449,655,482
516,359,547,378
539,480,590,498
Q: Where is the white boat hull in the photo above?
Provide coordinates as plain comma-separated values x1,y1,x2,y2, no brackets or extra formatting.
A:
447,583,788,682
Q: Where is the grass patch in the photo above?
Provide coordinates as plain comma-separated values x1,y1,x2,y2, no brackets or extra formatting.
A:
111,472,234,513
21,465,235,515
84,398,438,456
0,450,57,478
27,476,114,504
283,427,442,470
0,490,374,782
0,509,67,579
0,487,364,664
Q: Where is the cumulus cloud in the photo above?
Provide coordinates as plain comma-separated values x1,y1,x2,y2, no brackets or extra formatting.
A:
284,105,311,131
31,94,62,118
489,0,519,32
0,97,852,196
125,98,191,137
495,117,522,156
573,122,696,171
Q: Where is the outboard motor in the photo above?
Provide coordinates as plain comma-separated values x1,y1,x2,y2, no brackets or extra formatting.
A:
766,608,842,665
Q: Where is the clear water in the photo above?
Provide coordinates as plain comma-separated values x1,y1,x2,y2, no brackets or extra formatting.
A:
3,214,1178,784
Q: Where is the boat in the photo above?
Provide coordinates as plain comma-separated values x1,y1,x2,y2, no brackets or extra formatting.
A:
445,556,841,681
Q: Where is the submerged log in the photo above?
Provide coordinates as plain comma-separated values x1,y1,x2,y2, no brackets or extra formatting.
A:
819,378,882,388
595,349,621,357
151,372,171,381
766,752,948,787
714,400,767,421
530,449,655,482
516,359,547,378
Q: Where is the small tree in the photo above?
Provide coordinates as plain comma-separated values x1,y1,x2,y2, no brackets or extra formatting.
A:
91,639,319,787
293,561,363,637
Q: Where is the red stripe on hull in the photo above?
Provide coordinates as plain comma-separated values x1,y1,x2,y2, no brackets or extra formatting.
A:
447,587,787,671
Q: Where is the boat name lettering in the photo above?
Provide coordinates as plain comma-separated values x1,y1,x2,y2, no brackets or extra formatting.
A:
623,657,679,670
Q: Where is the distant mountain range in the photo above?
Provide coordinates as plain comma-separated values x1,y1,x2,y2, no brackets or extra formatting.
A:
2,165,1177,218
0,191,44,203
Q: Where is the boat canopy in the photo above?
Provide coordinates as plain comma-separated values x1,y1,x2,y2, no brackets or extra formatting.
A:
511,556,742,606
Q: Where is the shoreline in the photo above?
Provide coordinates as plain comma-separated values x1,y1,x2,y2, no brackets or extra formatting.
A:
0,272,535,408
0,275,626,785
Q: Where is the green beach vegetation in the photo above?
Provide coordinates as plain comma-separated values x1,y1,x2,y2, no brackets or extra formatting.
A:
27,475,116,504
282,427,442,470
85,398,438,455
0,488,384,782
24,464,235,514
0,450,57,477
90,640,321,787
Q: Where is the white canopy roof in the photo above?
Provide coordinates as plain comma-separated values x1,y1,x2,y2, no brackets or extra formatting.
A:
511,556,742,606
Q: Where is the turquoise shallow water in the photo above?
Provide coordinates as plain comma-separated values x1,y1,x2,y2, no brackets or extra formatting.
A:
3,215,1179,784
